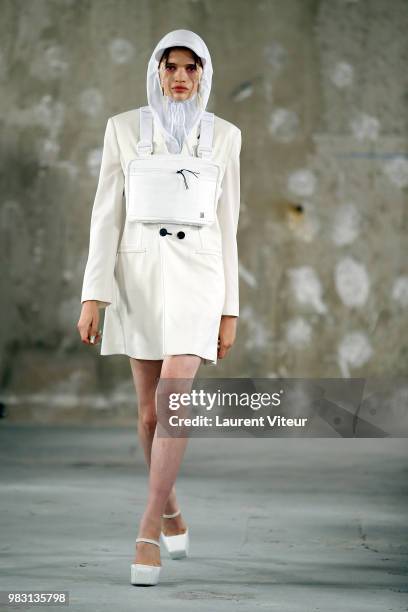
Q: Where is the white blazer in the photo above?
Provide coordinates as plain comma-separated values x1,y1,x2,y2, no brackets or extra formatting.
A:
80,108,241,364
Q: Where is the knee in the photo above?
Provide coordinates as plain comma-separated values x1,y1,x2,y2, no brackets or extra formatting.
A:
138,406,157,433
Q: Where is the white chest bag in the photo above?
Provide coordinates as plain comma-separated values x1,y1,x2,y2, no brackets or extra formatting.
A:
125,106,222,227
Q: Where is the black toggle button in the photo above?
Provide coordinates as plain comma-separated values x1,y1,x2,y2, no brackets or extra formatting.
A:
177,231,185,239
159,228,171,236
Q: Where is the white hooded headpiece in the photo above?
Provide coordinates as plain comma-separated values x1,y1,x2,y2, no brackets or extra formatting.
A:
146,29,213,154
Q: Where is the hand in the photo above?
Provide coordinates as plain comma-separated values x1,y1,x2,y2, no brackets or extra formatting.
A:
217,315,238,359
77,301,102,345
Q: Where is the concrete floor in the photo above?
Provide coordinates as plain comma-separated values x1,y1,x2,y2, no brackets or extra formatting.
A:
0,424,407,611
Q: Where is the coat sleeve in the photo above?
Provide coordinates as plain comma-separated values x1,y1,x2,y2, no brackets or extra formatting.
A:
80,117,125,309
217,127,242,317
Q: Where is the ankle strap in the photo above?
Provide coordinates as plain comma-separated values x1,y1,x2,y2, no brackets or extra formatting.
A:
136,537,160,547
162,509,181,519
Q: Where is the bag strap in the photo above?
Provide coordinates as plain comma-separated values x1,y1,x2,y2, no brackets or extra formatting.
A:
136,106,214,158
197,111,214,159
136,106,154,157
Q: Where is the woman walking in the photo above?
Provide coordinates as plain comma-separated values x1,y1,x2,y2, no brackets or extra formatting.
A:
77,29,242,585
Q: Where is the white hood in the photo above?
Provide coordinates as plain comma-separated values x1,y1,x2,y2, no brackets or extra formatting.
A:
146,29,213,154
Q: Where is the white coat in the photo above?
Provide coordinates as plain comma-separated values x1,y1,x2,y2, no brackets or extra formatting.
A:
80,33,241,366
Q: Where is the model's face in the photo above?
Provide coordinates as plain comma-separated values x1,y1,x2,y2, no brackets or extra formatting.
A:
159,48,202,101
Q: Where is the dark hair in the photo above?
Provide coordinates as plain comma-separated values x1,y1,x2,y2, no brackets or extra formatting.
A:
158,46,203,70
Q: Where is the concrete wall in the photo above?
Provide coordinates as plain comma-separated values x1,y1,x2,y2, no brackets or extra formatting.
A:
0,0,407,423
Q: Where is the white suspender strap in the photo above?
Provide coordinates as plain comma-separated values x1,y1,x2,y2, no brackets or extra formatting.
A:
136,106,153,156
136,106,214,158
197,111,214,159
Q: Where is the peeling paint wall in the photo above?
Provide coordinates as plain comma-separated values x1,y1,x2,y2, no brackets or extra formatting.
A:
0,0,407,422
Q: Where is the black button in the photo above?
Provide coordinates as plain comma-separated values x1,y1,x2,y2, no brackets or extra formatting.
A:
159,228,168,236
177,231,185,239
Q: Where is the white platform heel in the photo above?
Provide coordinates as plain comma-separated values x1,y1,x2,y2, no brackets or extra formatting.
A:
160,509,189,559
130,537,161,586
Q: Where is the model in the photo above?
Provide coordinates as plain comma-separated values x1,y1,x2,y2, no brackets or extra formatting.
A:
77,29,242,586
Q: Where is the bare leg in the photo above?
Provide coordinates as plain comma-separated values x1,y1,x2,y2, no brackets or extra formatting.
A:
129,357,187,533
131,354,202,565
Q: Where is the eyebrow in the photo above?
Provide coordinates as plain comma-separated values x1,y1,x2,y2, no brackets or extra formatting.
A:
165,61,197,67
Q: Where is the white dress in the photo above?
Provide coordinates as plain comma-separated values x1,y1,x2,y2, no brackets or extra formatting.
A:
81,107,241,366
